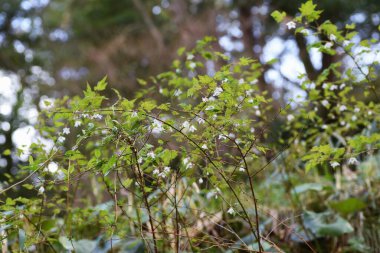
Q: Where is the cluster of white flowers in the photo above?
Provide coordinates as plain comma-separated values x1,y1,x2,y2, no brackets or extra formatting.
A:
147,151,155,159
153,166,171,178
183,157,194,170
92,113,102,120
213,87,223,97
151,119,164,134
181,121,197,133
227,207,235,215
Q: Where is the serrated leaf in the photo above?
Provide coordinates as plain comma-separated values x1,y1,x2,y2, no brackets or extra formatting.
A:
271,10,286,23
94,76,108,91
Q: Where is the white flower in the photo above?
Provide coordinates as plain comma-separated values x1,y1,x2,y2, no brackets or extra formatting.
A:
153,169,160,175
339,105,347,112
208,96,216,101
368,111,373,116
147,151,155,159
174,89,182,96
342,40,350,47
138,157,143,164
182,121,190,129
238,78,244,84
329,85,338,91
330,161,340,168
164,166,170,173
74,121,82,127
228,133,236,139
218,134,227,140
322,83,328,89
354,107,360,113
286,21,296,30
202,97,209,102
189,125,197,132
62,127,70,135
246,89,254,96
248,98,254,103
339,83,346,89
329,34,336,41
198,178,203,184
321,100,329,107
324,42,333,49
340,121,346,126
57,136,66,143
187,54,194,60
38,186,45,195
47,162,58,173
348,157,358,165
92,113,102,120
183,157,193,169
131,111,138,117
213,87,223,97
227,207,235,215
201,144,208,149
322,124,328,129
205,105,215,111
158,172,166,178
196,117,205,124
239,167,245,172
255,110,261,116
351,115,357,121
189,62,196,69
287,114,295,121
152,119,164,134
159,87,164,94
81,113,89,118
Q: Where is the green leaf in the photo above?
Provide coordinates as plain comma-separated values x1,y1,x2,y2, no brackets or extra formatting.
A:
59,236,74,251
271,10,286,23
303,211,354,237
140,100,156,112
72,239,97,253
94,76,108,91
3,149,11,156
292,183,324,195
18,229,26,250
137,78,147,86
330,198,366,216
299,0,322,22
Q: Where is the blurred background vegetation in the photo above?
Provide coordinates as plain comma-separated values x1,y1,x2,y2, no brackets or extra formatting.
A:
1,0,380,252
